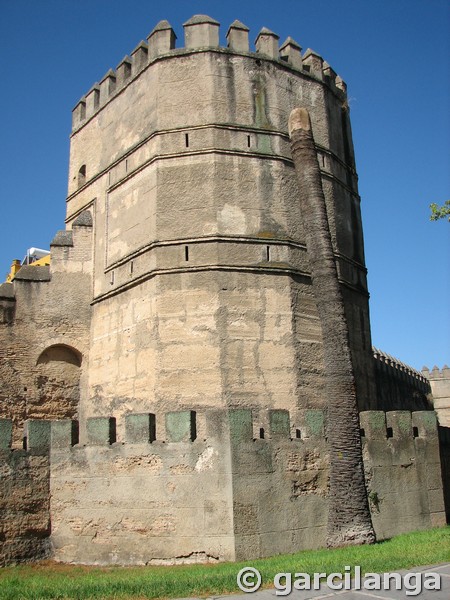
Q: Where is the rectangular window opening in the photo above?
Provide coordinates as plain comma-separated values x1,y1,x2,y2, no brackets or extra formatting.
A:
110,270,115,285
266,245,270,261
185,133,189,148
386,427,393,439
247,135,251,148
130,261,134,275
185,245,189,261
413,426,419,438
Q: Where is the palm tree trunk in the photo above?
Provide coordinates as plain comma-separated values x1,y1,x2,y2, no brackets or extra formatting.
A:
289,108,375,547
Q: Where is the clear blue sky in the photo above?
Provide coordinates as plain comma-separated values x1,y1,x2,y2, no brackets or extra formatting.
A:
0,0,448,372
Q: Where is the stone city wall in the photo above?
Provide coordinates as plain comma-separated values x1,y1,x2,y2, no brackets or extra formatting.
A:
0,215,93,445
0,420,51,566
373,348,432,412
0,408,446,565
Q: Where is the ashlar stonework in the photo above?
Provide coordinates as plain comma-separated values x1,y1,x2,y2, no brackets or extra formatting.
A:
0,15,447,565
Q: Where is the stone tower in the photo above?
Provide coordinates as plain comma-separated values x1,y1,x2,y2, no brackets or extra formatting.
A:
5,16,444,567
67,15,375,439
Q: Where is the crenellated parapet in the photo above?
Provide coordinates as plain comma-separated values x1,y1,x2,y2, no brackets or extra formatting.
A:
359,409,446,535
372,347,432,412
423,364,450,381
72,15,347,132
0,418,51,566
423,365,450,427
0,407,446,565
373,347,430,387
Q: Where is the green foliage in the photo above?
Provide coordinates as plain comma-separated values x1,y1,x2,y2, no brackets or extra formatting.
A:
430,200,450,222
368,491,382,512
0,528,448,599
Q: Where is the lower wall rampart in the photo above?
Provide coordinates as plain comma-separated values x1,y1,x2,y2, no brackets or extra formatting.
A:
0,420,51,566
360,411,446,540
0,409,446,566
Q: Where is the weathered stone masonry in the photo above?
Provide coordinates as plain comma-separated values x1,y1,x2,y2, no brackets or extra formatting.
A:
0,15,448,565
0,408,446,566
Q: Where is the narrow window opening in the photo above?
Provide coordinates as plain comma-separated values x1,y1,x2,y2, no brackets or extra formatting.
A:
386,427,393,439
295,429,301,439
185,133,189,148
23,436,27,450
185,246,189,261
130,261,134,275
247,135,251,148
321,154,326,167
125,158,128,172
110,270,115,285
259,427,265,439
413,426,419,438
78,164,86,188
360,428,366,438
266,245,270,261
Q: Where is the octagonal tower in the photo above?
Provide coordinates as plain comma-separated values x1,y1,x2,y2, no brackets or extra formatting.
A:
66,16,376,437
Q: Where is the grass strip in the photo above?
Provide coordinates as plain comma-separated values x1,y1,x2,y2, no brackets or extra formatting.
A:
0,527,448,600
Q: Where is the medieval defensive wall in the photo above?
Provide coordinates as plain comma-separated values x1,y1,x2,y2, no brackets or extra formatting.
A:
0,15,448,565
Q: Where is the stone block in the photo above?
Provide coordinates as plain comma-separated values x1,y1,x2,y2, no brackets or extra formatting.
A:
51,420,79,449
205,409,228,440
427,488,445,513
302,49,324,79
226,20,249,53
255,27,279,59
131,41,148,73
85,84,100,116
99,69,116,101
279,37,302,69
228,409,253,443
304,409,325,438
430,512,447,527
25,420,51,451
125,413,156,443
425,463,444,490
165,411,196,442
0,419,12,449
268,410,290,438
360,411,386,439
183,15,219,49
232,440,272,474
147,20,176,57
412,411,438,438
386,411,412,438
86,417,116,445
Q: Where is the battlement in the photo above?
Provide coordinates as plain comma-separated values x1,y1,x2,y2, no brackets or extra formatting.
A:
373,347,431,388
0,409,326,451
72,15,346,132
423,365,450,380
1,408,440,453
359,410,439,440
1,408,445,566
422,365,450,427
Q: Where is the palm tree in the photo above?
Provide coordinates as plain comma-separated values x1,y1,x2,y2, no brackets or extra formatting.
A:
289,108,375,547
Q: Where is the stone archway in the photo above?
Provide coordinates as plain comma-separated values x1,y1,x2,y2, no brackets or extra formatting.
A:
30,344,82,421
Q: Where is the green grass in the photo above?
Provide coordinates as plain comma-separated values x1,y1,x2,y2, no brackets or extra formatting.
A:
0,527,449,600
